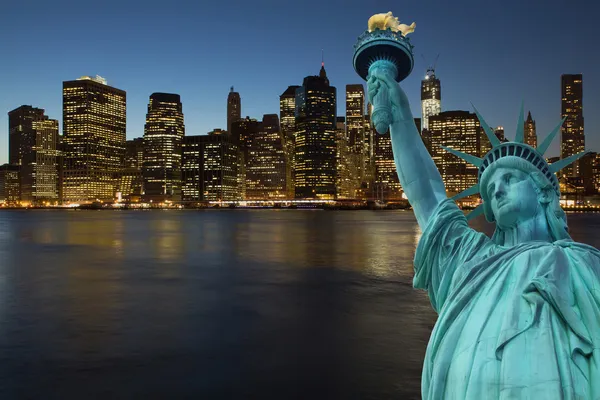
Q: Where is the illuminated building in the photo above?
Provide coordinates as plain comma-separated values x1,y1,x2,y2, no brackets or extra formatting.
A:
346,84,371,195
421,68,441,131
280,85,300,198
495,126,506,143
227,87,241,133
374,118,421,200
62,75,126,203
429,111,483,196
8,106,59,204
581,151,600,195
117,138,144,200
561,74,584,177
245,114,288,200
231,116,261,200
182,133,238,201
0,164,20,205
294,64,337,199
335,117,355,199
208,128,227,135
142,92,185,202
524,111,537,148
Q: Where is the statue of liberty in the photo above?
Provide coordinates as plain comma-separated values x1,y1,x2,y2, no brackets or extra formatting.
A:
359,16,600,398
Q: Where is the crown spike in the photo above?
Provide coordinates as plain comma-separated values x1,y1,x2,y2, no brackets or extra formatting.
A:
514,101,525,143
441,145,483,167
466,204,485,221
451,184,480,201
549,151,590,174
537,117,566,156
471,102,501,148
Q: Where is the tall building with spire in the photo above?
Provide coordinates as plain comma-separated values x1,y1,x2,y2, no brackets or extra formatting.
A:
421,68,441,132
142,92,185,202
524,111,537,148
280,85,300,198
227,87,241,133
294,63,336,199
561,74,584,177
8,105,59,204
62,76,126,203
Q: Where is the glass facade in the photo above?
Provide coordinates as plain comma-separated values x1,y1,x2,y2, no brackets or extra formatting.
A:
294,66,337,199
8,106,59,204
227,87,241,133
246,114,288,200
421,68,441,132
429,111,483,196
279,86,299,198
182,134,238,201
62,76,126,203
561,74,584,177
142,93,184,202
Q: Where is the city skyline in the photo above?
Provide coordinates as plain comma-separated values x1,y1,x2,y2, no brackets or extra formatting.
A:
1,0,599,166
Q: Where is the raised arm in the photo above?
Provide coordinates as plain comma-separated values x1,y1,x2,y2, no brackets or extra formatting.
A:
368,68,447,228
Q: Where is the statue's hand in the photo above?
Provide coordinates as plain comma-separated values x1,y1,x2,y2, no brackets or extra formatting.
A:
367,68,412,123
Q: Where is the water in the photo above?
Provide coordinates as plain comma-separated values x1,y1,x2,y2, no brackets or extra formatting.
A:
0,209,598,399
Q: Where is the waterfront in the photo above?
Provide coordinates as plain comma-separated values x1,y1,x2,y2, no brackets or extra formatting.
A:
1,210,599,399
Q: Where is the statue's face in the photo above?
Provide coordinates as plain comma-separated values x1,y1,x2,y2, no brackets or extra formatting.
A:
486,167,540,228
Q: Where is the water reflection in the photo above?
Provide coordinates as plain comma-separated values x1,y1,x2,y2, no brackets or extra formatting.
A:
0,209,599,398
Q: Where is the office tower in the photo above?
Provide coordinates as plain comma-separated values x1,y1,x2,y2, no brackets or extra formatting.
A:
373,118,421,201
0,164,20,205
227,87,241,133
581,152,600,195
62,75,126,203
231,116,261,200
182,133,238,201
523,111,537,148
245,114,287,200
561,74,584,177
142,92,185,202
428,111,483,196
8,106,59,204
294,64,337,199
280,85,300,198
421,68,441,131
117,138,144,201
346,85,365,148
495,127,506,143
335,116,354,199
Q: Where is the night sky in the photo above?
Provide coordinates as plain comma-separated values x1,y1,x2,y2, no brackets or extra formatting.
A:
1,0,598,164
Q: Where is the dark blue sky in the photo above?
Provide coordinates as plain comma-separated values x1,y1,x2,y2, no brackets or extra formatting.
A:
1,0,598,164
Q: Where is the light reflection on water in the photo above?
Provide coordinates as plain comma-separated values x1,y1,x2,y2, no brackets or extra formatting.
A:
0,209,599,398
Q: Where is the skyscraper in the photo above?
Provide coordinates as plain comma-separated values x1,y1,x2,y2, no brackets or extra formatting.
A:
231,116,261,200
294,64,337,199
346,85,365,149
182,133,238,202
561,74,584,177
429,111,483,196
0,164,20,206
421,68,441,132
524,111,537,148
142,92,185,202
279,85,299,198
335,116,354,199
117,138,144,201
245,114,288,200
227,87,241,133
8,105,59,204
62,75,126,203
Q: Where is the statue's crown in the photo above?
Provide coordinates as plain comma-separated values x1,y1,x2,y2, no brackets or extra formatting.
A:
443,103,589,221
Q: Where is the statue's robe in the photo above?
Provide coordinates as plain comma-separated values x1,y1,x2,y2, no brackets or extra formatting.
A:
415,200,600,399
